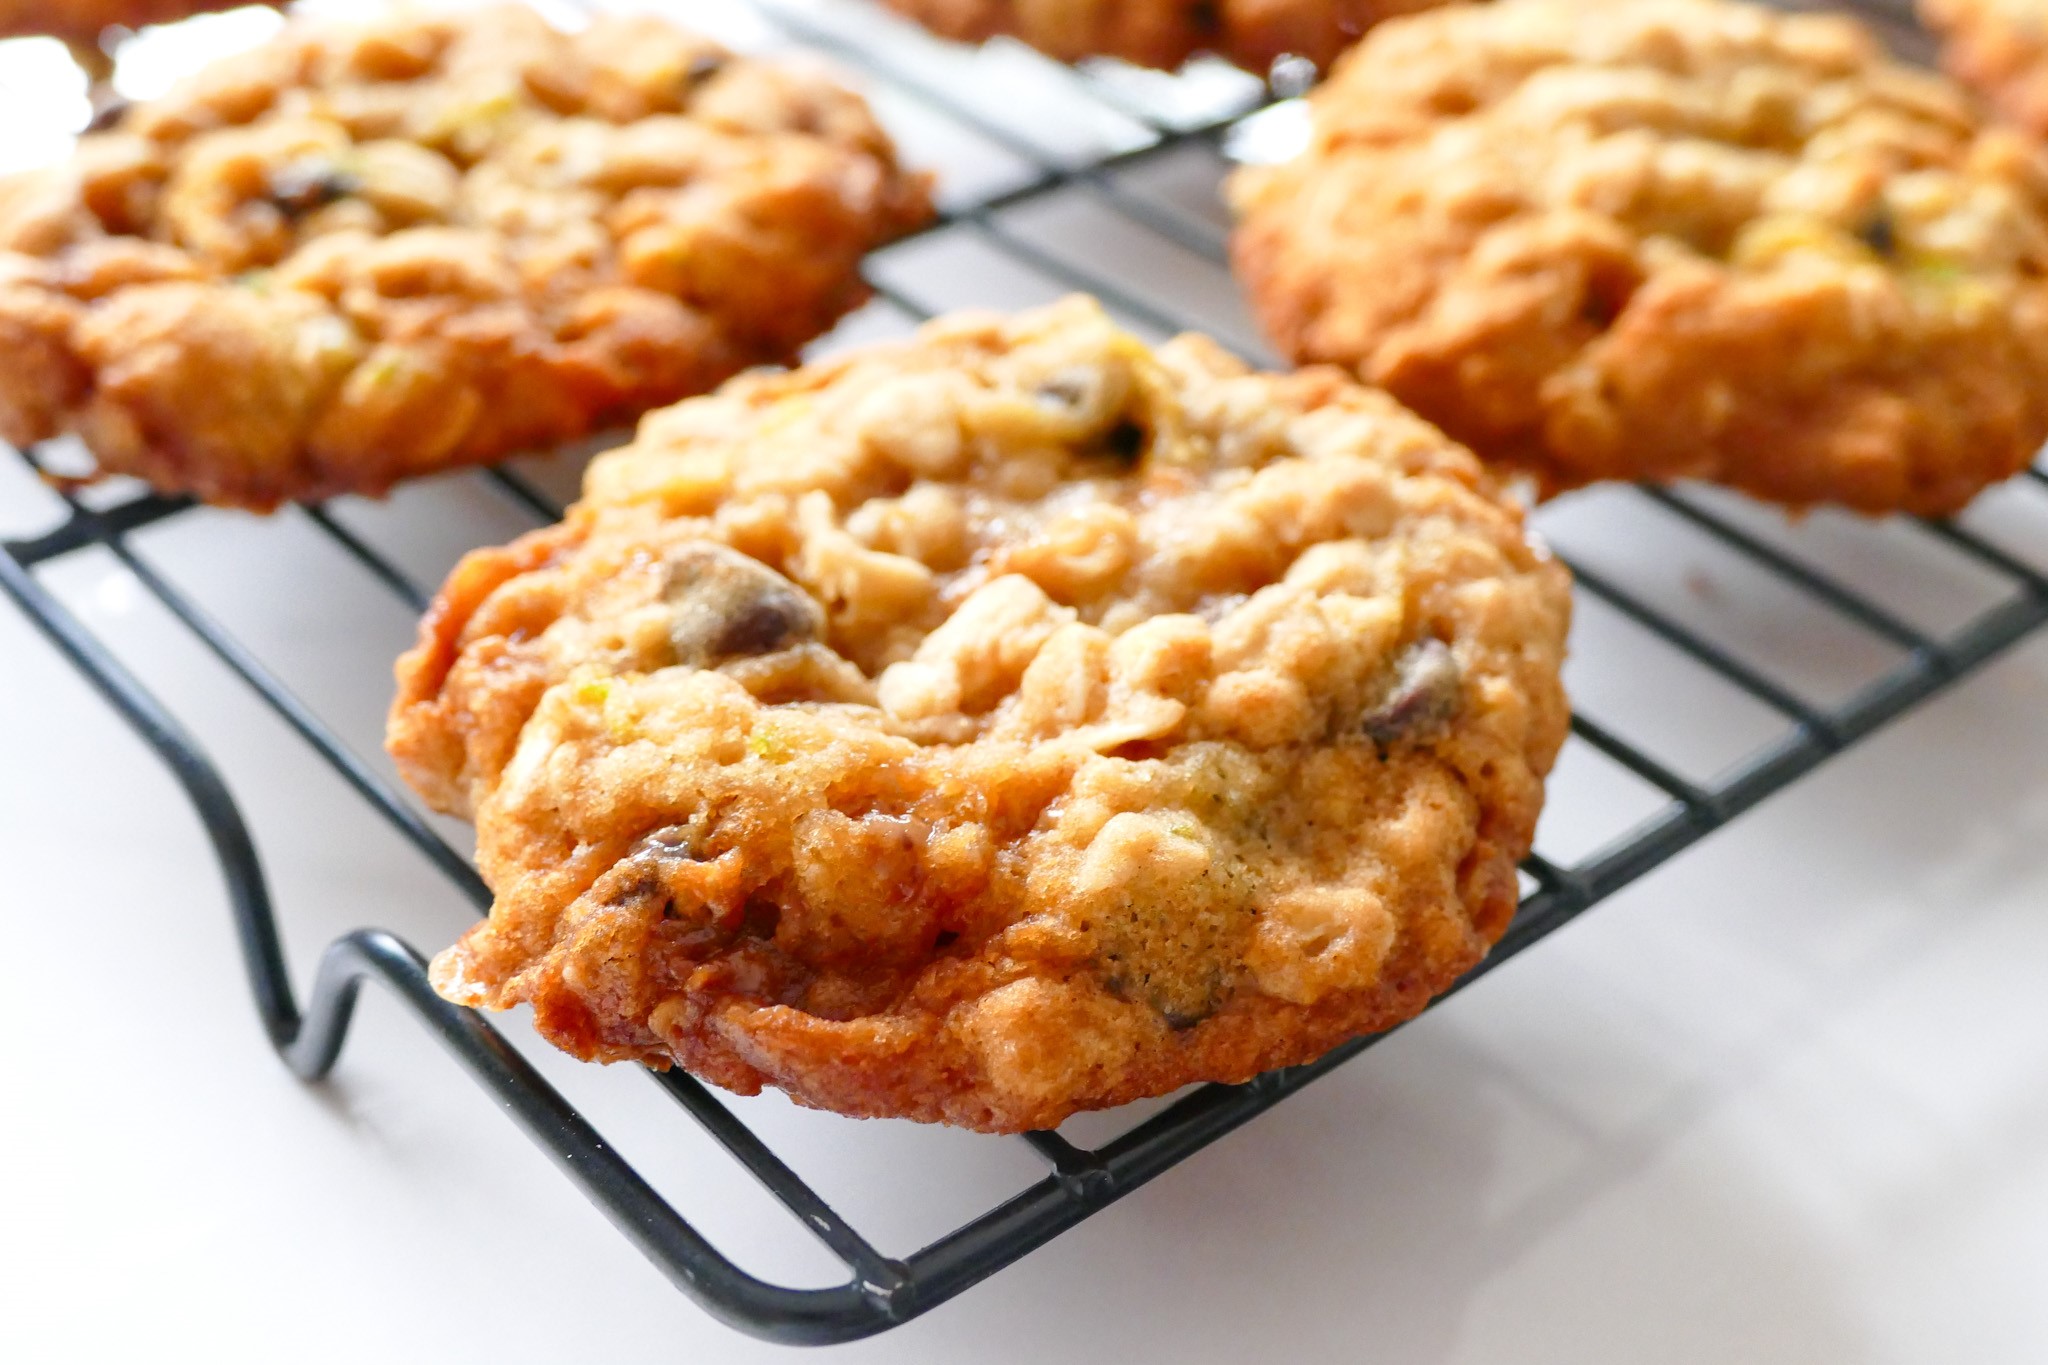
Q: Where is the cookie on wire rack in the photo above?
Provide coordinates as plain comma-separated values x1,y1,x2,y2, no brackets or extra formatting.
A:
386,296,1572,1133
0,5,931,511
877,0,1454,76
1231,0,2048,516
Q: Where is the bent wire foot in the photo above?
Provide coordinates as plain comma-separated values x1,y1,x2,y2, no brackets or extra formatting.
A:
0,546,909,1345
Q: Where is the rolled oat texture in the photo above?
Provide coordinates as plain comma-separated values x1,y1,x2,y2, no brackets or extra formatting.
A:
388,297,1573,1132
0,5,930,509
1232,0,2048,515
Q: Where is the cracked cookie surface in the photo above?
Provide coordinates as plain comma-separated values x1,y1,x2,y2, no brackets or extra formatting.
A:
877,0,1452,75
388,297,1571,1132
1231,0,2048,515
0,4,930,509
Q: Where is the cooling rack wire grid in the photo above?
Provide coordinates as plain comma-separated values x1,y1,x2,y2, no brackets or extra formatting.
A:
1,0,2044,1343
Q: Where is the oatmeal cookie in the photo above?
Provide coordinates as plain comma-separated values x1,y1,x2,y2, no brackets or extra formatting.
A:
0,6,930,511
1922,0,2048,134
1231,0,2048,515
878,0,1452,75
0,0,263,49
388,297,1571,1132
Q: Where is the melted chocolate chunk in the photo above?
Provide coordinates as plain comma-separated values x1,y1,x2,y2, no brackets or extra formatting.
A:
712,593,817,658
264,159,361,218
1104,418,1147,464
684,52,726,86
664,542,824,667
84,96,131,135
1362,638,1462,748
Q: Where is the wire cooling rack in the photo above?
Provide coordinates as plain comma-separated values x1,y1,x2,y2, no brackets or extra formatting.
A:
4,0,2048,1345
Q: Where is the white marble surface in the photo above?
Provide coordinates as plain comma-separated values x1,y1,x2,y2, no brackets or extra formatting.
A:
4,2,2048,1359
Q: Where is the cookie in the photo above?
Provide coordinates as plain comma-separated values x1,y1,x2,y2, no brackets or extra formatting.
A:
0,5,931,511
1922,0,2048,133
0,0,260,48
387,296,1572,1133
1231,0,2048,516
877,0,1452,75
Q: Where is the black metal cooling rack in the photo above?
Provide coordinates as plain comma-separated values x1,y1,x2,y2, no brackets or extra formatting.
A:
4,0,2048,1345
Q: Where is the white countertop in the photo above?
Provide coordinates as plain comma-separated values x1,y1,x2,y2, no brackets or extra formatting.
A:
5,2,2048,1360
6,490,2048,1364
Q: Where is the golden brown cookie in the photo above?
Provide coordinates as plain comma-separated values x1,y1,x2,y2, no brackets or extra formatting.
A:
1921,0,2048,133
878,0,1452,75
0,5,931,511
1231,0,2048,516
387,297,1572,1133
0,0,263,48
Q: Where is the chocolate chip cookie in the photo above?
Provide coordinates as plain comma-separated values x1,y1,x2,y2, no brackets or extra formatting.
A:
388,296,1572,1132
0,5,931,509
1232,0,2048,514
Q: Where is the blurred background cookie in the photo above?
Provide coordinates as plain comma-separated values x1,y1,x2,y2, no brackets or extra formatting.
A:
0,4,932,510
878,0,1455,76
389,297,1572,1133
1922,0,2048,133
1232,0,2048,515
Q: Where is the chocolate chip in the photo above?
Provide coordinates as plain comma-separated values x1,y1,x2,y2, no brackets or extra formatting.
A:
83,96,130,134
1104,419,1146,464
611,825,694,915
664,542,824,668
740,895,781,940
1101,962,1223,1029
684,52,726,87
265,159,360,218
1361,638,1462,748
1857,202,1897,258
712,594,817,659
